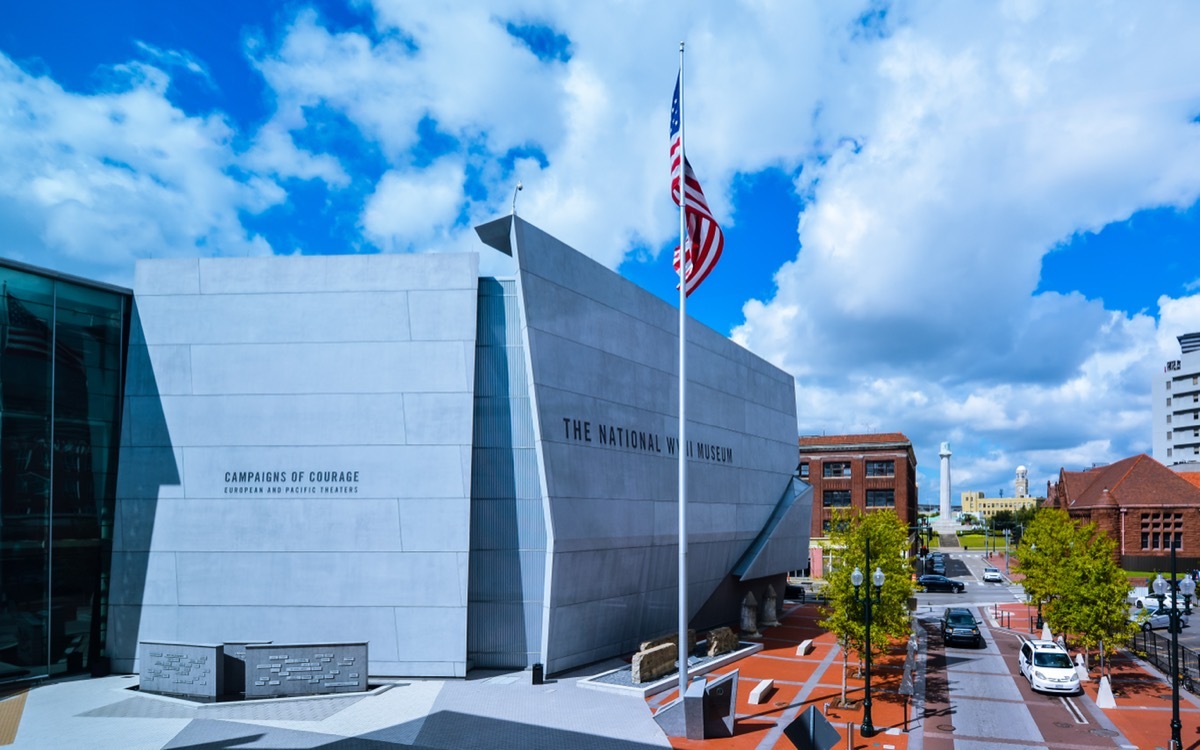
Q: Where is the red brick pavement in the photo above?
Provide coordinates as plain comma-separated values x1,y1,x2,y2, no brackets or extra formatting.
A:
649,599,1200,749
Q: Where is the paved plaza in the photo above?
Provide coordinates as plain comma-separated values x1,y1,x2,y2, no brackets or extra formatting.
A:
2,551,1196,749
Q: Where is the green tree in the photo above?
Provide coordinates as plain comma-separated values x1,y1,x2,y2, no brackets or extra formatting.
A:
1016,508,1134,669
819,508,915,704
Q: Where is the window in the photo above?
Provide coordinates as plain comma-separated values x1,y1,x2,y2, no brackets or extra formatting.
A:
1168,397,1173,406
865,460,895,477
823,490,852,507
1168,448,1174,457
1141,512,1184,550
799,462,809,479
866,489,894,507
823,462,851,478
1194,393,1198,403
1168,431,1173,440
1167,381,1172,390
1168,415,1173,424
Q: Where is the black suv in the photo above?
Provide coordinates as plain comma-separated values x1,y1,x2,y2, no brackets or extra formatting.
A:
941,607,983,647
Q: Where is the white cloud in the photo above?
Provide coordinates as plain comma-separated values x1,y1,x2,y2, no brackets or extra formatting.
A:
362,158,465,249
4,0,1200,496
0,55,278,284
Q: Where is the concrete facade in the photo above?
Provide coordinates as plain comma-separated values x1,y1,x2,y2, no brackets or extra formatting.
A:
111,254,480,677
1153,332,1200,466
110,218,807,678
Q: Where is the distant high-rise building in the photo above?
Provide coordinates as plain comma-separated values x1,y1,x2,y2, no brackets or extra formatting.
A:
1153,332,1200,466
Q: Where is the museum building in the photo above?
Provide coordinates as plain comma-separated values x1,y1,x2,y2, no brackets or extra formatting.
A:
0,216,808,682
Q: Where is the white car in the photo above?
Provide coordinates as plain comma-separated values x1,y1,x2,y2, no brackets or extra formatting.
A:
1133,606,1190,632
1018,639,1080,694
982,567,1003,583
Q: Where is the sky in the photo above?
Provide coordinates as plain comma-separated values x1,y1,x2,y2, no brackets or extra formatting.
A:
2,0,1199,501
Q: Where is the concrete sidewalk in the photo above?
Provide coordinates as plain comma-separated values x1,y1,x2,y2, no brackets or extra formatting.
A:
0,600,1195,749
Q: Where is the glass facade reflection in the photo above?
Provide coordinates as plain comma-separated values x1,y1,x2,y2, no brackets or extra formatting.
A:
0,260,129,682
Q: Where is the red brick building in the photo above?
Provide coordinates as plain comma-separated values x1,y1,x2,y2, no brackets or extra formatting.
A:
1047,454,1200,569
799,433,920,576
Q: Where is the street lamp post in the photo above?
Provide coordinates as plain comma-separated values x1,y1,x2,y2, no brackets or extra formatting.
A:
1151,544,1196,750
851,538,886,739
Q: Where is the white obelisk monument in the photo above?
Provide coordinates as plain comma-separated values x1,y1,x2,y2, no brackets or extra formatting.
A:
937,441,953,528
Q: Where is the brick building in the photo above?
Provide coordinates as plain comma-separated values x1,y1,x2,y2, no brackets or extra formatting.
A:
1047,454,1200,569
799,433,920,576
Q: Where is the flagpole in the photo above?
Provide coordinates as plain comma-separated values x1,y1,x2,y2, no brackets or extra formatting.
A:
676,39,689,701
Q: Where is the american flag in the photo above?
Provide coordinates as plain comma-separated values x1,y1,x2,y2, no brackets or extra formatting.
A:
2,290,86,372
670,73,724,296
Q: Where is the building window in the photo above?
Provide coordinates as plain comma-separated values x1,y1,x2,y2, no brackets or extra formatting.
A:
823,462,851,478
1141,512,1184,550
1194,394,1198,403
1168,431,1173,440
866,489,894,507
1167,381,1172,390
865,460,895,477
1168,415,1173,423
823,490,852,507
799,462,809,479
1168,397,1173,406
1168,448,1174,457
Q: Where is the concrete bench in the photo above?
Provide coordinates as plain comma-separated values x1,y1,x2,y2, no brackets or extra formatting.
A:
749,678,775,704
796,639,814,655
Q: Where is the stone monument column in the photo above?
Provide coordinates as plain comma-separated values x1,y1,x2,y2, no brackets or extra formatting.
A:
938,441,952,528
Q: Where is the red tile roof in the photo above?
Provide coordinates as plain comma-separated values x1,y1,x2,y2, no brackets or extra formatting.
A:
1059,454,1200,508
1179,472,1200,491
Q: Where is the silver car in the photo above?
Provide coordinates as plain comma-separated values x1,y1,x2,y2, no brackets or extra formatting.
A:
1134,606,1190,632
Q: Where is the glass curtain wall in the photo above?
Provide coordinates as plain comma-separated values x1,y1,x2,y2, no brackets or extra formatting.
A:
0,261,128,681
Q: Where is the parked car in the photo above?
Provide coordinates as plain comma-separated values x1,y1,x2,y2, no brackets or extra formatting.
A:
917,574,965,593
982,567,1003,583
929,560,947,575
1132,606,1191,632
941,607,983,647
1132,592,1179,609
1017,639,1080,694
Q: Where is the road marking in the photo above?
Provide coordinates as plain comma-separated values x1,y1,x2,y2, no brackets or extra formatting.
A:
1060,695,1088,724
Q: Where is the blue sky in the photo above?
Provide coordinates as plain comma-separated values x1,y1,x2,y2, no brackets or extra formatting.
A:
3,1,1199,499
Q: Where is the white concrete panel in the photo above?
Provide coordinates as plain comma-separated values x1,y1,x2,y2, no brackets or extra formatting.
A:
398,499,471,552
188,341,470,395
134,259,200,296
393,607,469,663
125,345,192,397
173,551,467,607
194,253,477,294
132,292,414,345
109,551,179,606
115,446,184,498
141,497,404,552
151,394,408,447
409,289,478,341
403,393,473,445
175,605,405,662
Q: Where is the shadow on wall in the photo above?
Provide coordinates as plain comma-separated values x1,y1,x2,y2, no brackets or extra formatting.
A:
107,302,181,672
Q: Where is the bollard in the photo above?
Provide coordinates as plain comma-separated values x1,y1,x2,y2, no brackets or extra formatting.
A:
532,663,544,685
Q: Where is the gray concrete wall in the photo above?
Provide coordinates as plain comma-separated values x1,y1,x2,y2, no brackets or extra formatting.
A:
111,254,479,677
508,218,803,673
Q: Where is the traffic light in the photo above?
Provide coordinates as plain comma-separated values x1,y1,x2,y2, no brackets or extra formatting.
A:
920,545,928,557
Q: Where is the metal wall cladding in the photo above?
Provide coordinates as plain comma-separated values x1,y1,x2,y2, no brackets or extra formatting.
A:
467,278,548,669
